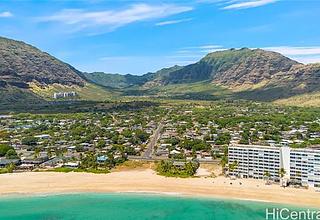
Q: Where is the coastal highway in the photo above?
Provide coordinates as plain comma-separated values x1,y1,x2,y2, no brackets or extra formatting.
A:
142,122,164,159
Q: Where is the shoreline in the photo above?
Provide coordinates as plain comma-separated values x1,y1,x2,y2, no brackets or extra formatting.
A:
0,190,297,211
0,169,319,208
0,190,313,211
0,191,285,208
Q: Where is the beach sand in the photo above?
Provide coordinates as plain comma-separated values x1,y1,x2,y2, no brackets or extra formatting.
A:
0,169,319,207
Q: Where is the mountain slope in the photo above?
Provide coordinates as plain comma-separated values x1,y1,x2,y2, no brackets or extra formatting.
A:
135,48,320,102
148,48,299,86
83,72,153,89
83,65,182,89
83,48,320,103
209,48,299,85
0,37,85,88
0,37,116,104
1,36,320,106
0,86,44,106
230,62,320,101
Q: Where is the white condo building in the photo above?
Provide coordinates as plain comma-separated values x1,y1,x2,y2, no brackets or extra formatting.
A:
228,144,320,187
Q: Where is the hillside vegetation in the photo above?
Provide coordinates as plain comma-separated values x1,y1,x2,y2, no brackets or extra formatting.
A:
1,36,320,106
83,48,320,102
29,82,119,101
0,37,85,87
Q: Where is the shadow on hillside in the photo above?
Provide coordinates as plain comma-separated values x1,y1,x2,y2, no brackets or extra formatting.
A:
170,92,229,101
234,85,319,102
1,100,160,114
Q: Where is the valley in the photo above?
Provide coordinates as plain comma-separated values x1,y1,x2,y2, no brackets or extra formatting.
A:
1,35,320,182
1,36,320,108
1,1,320,218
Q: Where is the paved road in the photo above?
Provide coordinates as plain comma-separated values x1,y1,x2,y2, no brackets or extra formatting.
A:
142,122,164,159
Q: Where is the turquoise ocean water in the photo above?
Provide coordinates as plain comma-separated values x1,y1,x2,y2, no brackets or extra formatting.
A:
0,193,312,220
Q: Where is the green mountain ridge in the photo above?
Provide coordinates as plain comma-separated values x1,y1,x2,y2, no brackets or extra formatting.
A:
0,36,115,104
1,36,320,106
0,37,85,88
84,47,320,102
82,72,152,89
83,65,183,89
143,48,300,87
85,48,302,88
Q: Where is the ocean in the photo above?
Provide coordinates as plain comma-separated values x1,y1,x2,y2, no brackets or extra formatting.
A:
0,193,311,220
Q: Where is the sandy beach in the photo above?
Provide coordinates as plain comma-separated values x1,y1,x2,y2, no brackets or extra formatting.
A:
0,169,319,208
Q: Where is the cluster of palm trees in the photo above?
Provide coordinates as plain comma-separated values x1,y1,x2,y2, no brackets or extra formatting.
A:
223,159,290,186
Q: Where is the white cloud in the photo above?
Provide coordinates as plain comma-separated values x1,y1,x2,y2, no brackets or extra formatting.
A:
196,0,227,4
291,56,320,64
38,4,193,31
182,44,223,50
198,45,223,49
0,11,13,18
222,0,278,10
99,56,134,61
155,18,192,26
263,46,320,56
166,54,203,59
201,48,228,53
174,44,226,57
263,46,320,64
167,60,198,65
169,44,227,65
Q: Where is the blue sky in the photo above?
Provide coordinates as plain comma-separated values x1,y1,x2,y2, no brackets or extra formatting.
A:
0,0,320,75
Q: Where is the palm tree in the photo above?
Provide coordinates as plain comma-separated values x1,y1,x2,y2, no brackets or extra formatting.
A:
229,161,239,177
34,148,40,159
47,148,52,159
264,171,271,184
5,163,16,173
293,170,302,186
279,168,286,178
220,147,228,174
279,168,288,187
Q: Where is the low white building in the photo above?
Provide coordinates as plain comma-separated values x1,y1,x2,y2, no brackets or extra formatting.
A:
53,91,76,99
228,144,320,187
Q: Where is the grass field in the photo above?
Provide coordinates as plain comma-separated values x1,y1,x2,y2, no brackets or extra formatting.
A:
275,91,320,107
124,81,233,101
29,82,120,101
3,79,320,112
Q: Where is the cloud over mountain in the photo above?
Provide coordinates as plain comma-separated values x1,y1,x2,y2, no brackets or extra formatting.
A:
38,4,193,32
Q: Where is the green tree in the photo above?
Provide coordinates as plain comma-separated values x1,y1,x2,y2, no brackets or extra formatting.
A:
96,140,106,149
215,133,231,145
0,130,10,140
220,147,228,174
34,148,41,159
122,129,133,138
75,145,85,152
279,168,286,178
239,130,250,144
47,148,53,158
22,136,38,146
80,152,98,169
229,161,239,174
5,163,16,173
5,149,19,159
0,144,13,157
135,130,149,143
264,171,271,183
